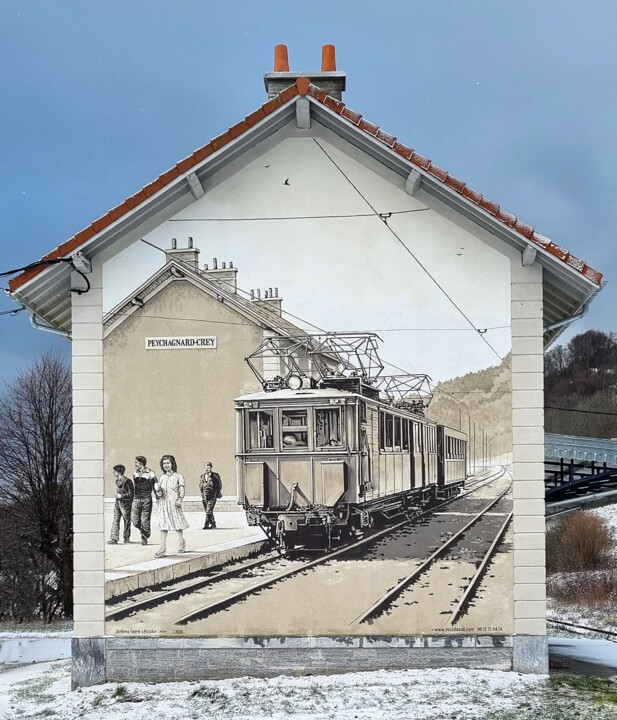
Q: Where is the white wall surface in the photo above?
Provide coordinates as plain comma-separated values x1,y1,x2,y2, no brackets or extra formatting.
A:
103,122,511,384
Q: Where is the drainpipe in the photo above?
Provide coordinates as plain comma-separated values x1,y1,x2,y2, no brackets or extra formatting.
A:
543,303,589,334
29,312,71,340
544,280,606,336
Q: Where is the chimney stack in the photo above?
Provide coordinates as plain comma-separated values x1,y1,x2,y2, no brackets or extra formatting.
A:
166,237,200,269
274,44,289,72
202,258,238,294
251,287,283,316
264,44,346,101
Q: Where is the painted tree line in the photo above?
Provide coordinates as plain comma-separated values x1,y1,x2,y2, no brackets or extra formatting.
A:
545,329,617,439
0,355,72,621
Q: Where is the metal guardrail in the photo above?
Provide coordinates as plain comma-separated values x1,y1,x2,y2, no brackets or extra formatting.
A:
545,458,617,502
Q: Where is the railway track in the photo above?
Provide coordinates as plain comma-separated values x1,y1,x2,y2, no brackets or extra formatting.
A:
106,469,510,626
547,617,617,642
351,478,512,626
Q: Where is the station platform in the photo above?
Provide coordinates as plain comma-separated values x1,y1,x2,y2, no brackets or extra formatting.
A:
104,500,267,601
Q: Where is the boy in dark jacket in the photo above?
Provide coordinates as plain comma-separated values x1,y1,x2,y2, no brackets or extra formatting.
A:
108,464,134,544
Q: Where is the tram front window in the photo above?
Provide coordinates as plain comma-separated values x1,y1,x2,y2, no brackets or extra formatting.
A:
248,410,274,449
281,409,308,448
316,408,342,447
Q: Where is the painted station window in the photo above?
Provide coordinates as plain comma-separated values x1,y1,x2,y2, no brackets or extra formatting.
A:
248,411,274,449
281,409,308,448
315,408,342,447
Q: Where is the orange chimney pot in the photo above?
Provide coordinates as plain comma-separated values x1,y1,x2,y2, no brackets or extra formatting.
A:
321,44,336,72
274,44,289,72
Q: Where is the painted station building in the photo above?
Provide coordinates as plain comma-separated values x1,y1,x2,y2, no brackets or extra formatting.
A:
8,45,603,687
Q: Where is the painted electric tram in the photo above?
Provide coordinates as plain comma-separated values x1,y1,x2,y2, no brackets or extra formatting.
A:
234,334,468,552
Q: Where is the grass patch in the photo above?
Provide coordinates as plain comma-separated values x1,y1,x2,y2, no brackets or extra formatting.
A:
548,674,617,704
190,685,229,703
111,683,143,703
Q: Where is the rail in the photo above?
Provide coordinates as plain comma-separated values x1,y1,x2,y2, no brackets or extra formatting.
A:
351,482,512,625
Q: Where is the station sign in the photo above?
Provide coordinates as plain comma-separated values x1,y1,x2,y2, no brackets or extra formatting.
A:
145,336,217,350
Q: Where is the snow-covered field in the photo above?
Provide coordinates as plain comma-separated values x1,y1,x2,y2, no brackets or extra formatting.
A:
591,504,617,541
1,660,617,720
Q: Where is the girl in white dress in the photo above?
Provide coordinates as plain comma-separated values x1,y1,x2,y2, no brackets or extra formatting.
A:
154,454,189,557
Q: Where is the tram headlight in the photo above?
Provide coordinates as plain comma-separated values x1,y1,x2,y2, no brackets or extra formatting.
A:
287,374,303,390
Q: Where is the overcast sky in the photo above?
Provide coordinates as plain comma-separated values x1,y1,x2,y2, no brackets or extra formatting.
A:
1,1,616,383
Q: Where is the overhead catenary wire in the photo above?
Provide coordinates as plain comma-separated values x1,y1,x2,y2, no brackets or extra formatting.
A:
136,237,510,406
545,405,617,417
168,208,430,222
312,138,507,367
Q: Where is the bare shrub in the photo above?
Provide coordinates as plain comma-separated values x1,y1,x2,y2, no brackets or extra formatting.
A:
548,568,617,604
546,511,614,574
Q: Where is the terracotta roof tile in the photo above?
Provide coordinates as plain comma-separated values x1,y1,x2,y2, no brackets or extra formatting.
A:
359,119,379,136
496,209,517,227
262,95,283,114
229,120,250,139
376,129,396,147
545,243,569,261
444,175,466,193
192,145,214,163
108,205,125,222
296,77,311,95
393,141,413,159
478,197,500,216
175,157,195,173
584,267,603,284
310,87,328,103
91,218,108,233
427,163,448,182
9,79,602,293
278,85,297,104
341,107,362,125
410,151,430,170
245,108,266,127
210,131,232,151
324,95,345,114
513,219,534,239
461,186,482,204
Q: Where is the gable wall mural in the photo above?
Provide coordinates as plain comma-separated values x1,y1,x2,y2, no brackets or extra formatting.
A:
103,123,515,638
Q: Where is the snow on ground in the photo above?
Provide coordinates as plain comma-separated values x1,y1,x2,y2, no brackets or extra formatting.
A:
2,660,617,720
0,662,548,720
591,504,617,541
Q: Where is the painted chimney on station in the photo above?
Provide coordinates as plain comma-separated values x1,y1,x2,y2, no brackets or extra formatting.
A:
166,237,200,269
250,287,283,316
264,44,346,100
202,258,238,294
